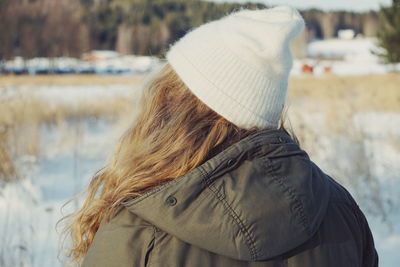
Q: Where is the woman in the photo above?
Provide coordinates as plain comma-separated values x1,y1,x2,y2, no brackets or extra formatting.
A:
63,6,378,267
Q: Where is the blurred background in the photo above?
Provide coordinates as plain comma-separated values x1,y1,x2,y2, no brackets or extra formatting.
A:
0,0,399,266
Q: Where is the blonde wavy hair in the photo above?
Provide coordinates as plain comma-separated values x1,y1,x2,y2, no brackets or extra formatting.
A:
61,62,292,264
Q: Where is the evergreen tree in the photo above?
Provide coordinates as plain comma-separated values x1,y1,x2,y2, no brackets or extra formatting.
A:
376,0,400,63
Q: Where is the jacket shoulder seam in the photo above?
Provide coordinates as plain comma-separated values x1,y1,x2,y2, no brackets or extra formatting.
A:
263,157,311,235
145,226,158,267
198,165,259,261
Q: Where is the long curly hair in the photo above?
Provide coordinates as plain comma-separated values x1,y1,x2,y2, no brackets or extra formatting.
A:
60,62,292,264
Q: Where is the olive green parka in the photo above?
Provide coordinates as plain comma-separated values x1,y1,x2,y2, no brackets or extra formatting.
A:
81,129,378,267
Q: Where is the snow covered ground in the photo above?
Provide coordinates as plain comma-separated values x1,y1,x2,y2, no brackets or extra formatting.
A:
1,54,161,75
0,83,139,267
0,120,125,266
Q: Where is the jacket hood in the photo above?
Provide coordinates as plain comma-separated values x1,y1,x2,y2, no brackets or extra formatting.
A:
123,129,331,261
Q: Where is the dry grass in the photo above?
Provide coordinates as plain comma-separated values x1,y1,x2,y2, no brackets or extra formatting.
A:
0,73,399,182
0,74,145,180
0,96,135,125
2,73,398,110
0,92,137,182
288,73,400,112
286,73,400,136
0,131,17,182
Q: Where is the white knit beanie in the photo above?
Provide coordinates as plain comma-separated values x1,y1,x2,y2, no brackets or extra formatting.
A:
166,5,305,129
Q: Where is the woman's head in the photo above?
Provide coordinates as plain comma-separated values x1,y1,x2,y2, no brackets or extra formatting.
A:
62,5,304,263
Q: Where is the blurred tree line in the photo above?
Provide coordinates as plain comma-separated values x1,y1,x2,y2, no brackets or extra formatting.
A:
0,0,383,60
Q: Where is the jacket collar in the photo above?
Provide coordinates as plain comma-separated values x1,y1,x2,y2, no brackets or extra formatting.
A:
123,128,330,261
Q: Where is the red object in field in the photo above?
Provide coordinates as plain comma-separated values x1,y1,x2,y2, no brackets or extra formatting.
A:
302,63,314,73
323,65,331,73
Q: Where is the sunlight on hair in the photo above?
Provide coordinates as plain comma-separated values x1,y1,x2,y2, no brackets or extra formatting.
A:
59,63,295,264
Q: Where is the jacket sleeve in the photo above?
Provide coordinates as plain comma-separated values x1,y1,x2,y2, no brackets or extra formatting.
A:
284,199,378,267
354,204,379,267
81,207,156,267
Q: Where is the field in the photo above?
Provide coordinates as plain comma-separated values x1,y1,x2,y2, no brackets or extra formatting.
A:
2,72,399,109
0,73,399,267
